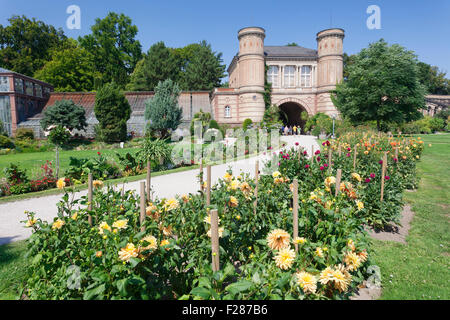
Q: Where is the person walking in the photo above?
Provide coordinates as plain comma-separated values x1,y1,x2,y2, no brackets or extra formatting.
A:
284,126,289,136
293,125,297,135
281,125,285,135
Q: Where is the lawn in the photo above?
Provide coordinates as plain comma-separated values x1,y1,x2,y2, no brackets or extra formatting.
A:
0,147,140,179
371,133,450,299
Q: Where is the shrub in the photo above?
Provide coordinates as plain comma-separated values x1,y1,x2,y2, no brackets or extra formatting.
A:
242,118,253,131
94,83,131,143
40,99,87,132
0,135,15,149
4,163,28,185
64,152,121,183
14,128,35,141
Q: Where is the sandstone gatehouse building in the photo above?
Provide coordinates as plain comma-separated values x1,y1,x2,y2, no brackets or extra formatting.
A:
211,27,345,127
0,26,448,137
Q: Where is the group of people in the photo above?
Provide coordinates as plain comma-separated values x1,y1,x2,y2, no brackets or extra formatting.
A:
281,125,300,136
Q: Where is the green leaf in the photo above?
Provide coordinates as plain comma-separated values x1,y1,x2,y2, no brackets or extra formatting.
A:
190,287,211,300
225,280,253,296
129,257,141,268
83,284,106,300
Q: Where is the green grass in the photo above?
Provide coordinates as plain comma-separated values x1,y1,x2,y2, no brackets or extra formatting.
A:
371,133,450,299
0,147,140,179
0,240,28,300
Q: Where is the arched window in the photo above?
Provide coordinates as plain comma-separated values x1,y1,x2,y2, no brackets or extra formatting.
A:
225,105,231,118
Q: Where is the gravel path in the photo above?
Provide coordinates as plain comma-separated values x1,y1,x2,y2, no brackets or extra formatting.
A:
0,135,319,245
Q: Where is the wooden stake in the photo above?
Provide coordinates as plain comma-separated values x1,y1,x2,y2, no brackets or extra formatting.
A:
206,165,211,205
311,145,314,163
254,161,259,214
338,145,342,157
353,145,357,170
146,160,151,201
140,181,146,232
395,147,398,160
210,209,220,272
335,169,342,197
88,173,93,226
292,179,299,253
199,160,204,192
328,147,332,169
380,152,387,202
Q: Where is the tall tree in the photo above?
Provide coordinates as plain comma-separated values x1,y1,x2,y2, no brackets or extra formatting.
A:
145,79,182,138
331,39,426,131
34,39,100,92
417,62,450,95
0,15,66,76
127,42,179,91
182,41,226,91
94,83,131,143
79,12,142,87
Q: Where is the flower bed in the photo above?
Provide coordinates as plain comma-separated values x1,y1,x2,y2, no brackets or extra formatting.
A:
21,131,423,300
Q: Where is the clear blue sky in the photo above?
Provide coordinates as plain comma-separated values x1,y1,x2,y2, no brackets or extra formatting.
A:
1,0,449,79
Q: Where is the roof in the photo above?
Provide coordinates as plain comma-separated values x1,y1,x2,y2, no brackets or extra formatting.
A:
264,46,317,58
0,67,14,74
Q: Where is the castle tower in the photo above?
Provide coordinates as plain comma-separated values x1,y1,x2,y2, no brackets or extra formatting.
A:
316,28,345,116
237,27,266,122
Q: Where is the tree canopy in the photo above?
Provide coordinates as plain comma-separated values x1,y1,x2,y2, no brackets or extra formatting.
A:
34,39,100,92
0,15,66,76
41,99,87,131
332,39,426,131
79,12,142,87
145,79,182,138
127,42,179,91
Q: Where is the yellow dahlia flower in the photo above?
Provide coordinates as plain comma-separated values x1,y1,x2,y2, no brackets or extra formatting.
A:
181,194,189,203
71,212,78,220
228,196,239,208
112,219,128,230
207,226,224,238
163,198,180,211
324,176,336,188
52,219,65,230
228,179,240,190
223,172,233,182
267,229,290,250
274,247,295,270
294,237,307,245
344,251,361,271
358,250,368,263
296,271,317,294
118,243,139,262
351,173,362,182
356,201,364,211
140,235,158,251
239,181,252,194
93,180,103,188
272,171,281,178
315,247,324,258
25,218,37,227
203,214,221,224
332,267,351,292
98,221,111,235
319,267,335,285
56,178,66,189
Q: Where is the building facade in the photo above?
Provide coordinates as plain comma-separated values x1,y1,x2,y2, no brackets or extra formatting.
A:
0,67,53,136
211,27,345,129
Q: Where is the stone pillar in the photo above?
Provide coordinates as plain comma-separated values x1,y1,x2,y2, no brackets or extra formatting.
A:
237,27,266,123
316,28,345,116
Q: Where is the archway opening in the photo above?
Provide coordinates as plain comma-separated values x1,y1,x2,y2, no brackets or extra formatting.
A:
278,102,308,134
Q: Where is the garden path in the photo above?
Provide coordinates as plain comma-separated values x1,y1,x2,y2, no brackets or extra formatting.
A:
0,135,320,245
